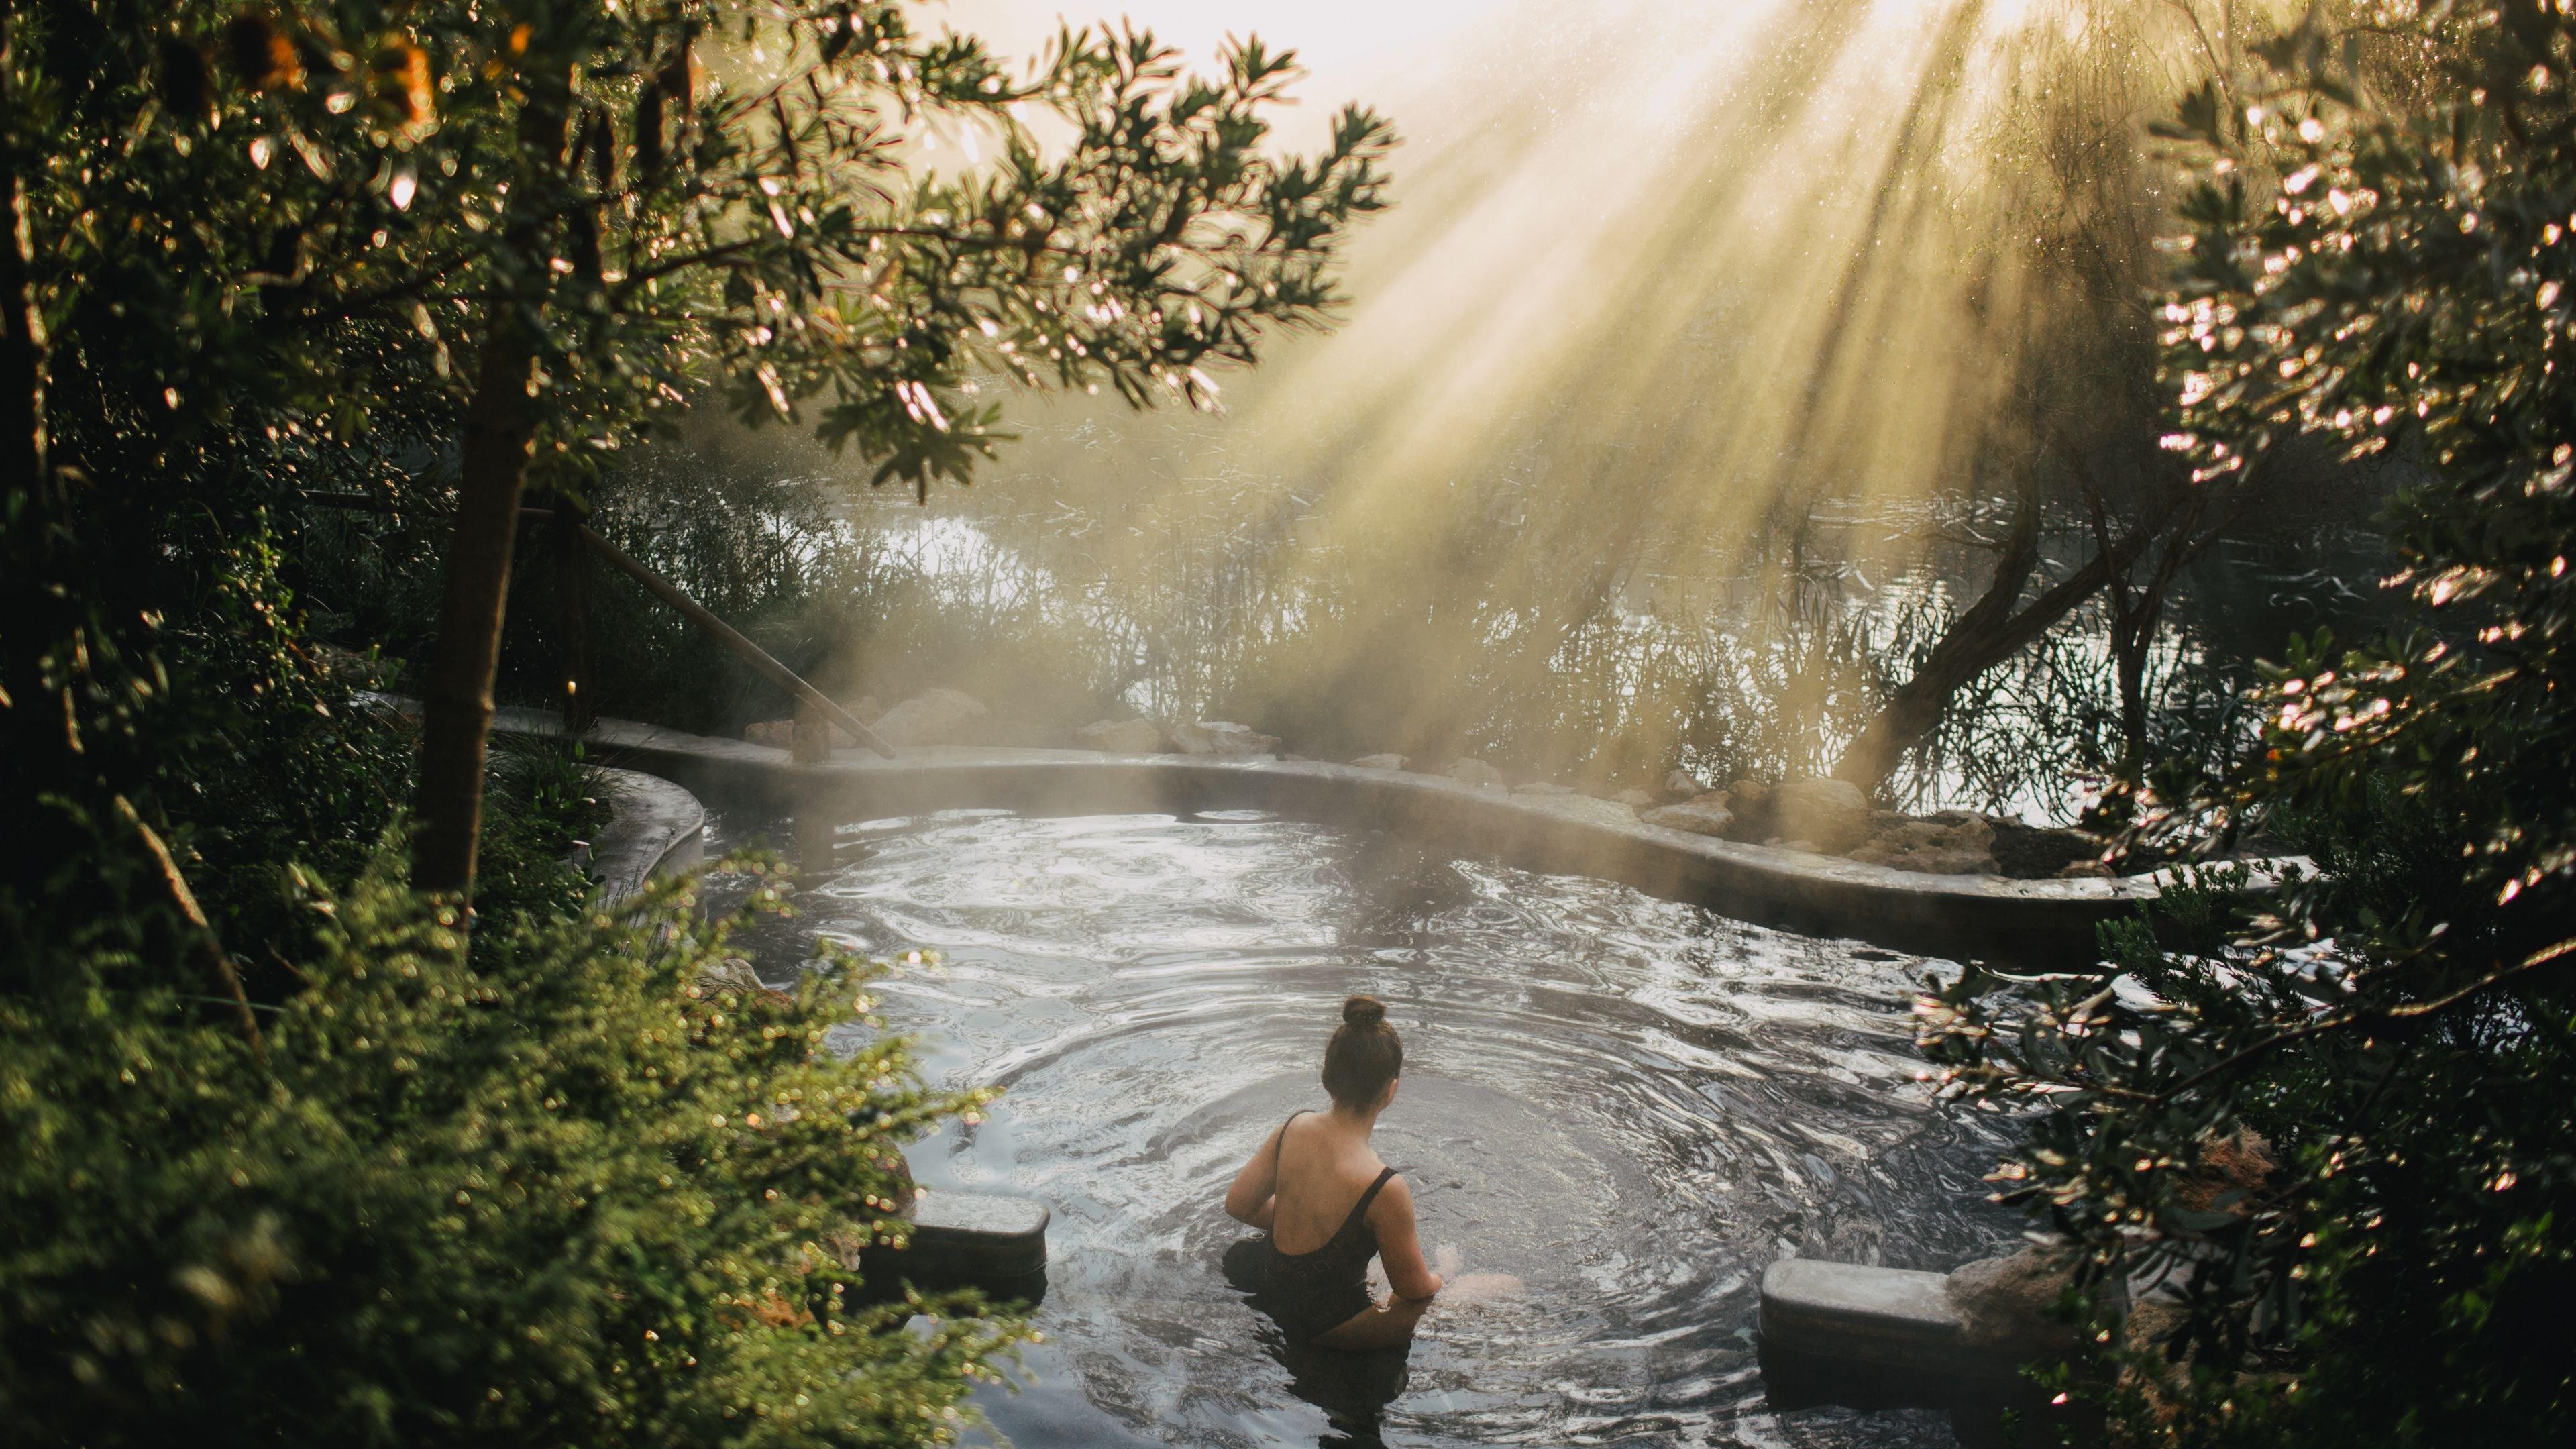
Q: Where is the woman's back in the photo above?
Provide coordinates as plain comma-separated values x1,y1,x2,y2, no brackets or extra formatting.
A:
1269,1110,1393,1254
1223,996,1443,1351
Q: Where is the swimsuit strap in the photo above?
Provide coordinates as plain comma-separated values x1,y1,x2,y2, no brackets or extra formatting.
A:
1336,1166,1398,1239
1271,1109,1310,1167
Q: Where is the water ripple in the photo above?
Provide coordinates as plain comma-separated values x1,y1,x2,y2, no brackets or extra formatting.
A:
712,810,2017,1448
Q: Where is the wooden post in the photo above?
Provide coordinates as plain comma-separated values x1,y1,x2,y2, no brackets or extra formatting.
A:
791,698,831,764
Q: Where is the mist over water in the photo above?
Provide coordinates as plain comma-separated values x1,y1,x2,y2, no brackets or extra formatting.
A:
651,1,2382,820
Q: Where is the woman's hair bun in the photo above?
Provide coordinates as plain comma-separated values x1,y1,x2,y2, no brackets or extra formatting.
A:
1342,994,1387,1028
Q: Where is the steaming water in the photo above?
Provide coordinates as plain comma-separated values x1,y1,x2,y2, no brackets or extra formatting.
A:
712,808,2023,1448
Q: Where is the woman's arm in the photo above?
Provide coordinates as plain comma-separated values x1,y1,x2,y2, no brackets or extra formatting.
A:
1369,1175,1444,1301
1223,1118,1286,1228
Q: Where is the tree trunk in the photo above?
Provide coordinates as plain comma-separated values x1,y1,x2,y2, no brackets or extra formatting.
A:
410,325,540,896
409,80,568,902
1834,478,2131,790
0,13,46,506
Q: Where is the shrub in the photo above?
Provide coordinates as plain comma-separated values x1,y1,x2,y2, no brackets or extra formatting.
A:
0,854,1020,1448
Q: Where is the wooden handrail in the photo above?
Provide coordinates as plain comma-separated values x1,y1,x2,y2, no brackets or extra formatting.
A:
570,524,894,758
297,492,896,758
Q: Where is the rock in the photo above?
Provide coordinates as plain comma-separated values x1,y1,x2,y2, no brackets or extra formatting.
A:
1513,782,1577,796
1641,798,1737,837
1513,792,1644,829
2057,860,2116,880
870,688,990,747
1770,777,1872,853
1445,759,1505,788
1988,817,2110,879
1896,847,1998,875
1075,717,1164,753
745,719,794,748
692,957,794,1006
1945,1246,2088,1364
1613,788,1656,808
1352,753,1409,771
1662,768,1711,800
1849,811,2002,874
1171,720,1281,756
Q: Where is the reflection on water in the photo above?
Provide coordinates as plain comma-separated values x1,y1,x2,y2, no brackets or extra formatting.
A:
711,810,2021,1447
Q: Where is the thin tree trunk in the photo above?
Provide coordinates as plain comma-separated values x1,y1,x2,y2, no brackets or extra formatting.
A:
0,13,46,506
410,84,568,900
1833,476,2145,790
410,324,541,896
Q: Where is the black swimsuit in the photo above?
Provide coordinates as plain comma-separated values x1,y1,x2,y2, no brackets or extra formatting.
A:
1246,1110,1398,1344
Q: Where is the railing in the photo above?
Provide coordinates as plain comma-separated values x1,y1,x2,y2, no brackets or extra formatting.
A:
298,492,895,759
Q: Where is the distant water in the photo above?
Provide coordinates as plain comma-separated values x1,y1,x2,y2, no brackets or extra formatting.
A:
710,809,2021,1448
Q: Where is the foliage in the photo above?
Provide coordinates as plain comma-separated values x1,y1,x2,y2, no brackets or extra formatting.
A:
1917,4,2576,1442
0,853,1019,1447
1,1,1389,1439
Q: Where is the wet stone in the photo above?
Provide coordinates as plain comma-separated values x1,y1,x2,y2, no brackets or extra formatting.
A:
1641,797,1737,836
894,1190,1050,1282
1075,718,1164,753
1172,720,1282,756
873,688,991,747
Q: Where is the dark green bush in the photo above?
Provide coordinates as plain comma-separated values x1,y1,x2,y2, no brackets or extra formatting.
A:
0,855,1019,1448
1917,6,2576,1442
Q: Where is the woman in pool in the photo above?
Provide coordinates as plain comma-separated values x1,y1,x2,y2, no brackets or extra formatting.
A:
1223,995,1444,1351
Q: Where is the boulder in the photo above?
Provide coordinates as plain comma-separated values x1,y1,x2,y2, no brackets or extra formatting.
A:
1445,759,1505,788
1352,753,1410,771
1847,811,2000,874
1075,717,1165,753
1513,782,1577,796
745,719,795,749
1613,788,1657,808
1641,797,1737,837
1513,792,1643,829
1945,1246,2088,1364
692,957,794,1007
871,688,990,747
1988,816,2110,879
1880,819,1953,851
1171,720,1281,756
1662,768,1711,800
1770,777,1872,853
1894,847,1998,875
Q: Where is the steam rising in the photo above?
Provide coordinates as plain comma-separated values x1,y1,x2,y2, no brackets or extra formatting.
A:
703,2,2264,802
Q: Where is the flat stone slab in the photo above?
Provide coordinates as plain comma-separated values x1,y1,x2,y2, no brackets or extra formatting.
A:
1760,1258,1962,1366
877,1189,1049,1287
471,705,2306,967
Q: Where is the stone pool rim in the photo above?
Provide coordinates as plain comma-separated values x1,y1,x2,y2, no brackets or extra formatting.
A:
477,702,2302,967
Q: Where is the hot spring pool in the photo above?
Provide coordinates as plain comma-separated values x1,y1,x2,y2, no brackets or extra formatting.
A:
705,808,2021,1448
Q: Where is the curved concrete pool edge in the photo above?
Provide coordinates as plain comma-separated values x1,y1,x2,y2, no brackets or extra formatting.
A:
586,767,706,906
580,757,1054,1297
489,705,2303,969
